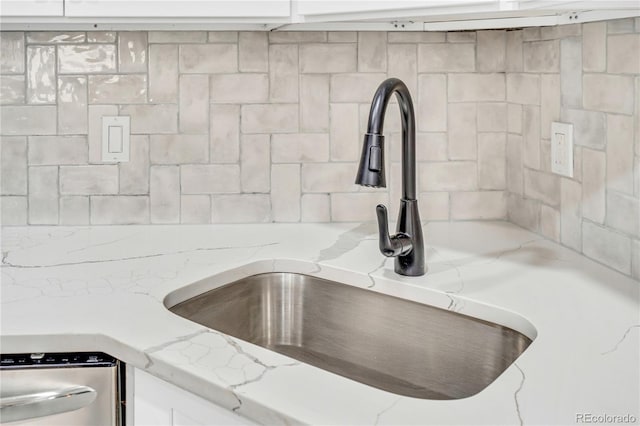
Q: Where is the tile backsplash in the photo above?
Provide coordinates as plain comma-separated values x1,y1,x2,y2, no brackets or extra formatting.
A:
0,20,638,278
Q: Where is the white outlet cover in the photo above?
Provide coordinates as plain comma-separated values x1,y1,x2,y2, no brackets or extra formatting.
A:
101,116,130,163
551,121,573,178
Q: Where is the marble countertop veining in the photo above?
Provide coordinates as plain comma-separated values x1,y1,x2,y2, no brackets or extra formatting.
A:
1,221,639,425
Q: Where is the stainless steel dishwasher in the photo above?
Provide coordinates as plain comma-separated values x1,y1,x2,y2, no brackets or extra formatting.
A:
0,352,124,425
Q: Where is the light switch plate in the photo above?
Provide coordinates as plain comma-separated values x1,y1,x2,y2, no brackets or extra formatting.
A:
551,121,573,178
101,116,130,163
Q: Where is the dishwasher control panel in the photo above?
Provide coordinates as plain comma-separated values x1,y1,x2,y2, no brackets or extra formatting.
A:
0,352,117,369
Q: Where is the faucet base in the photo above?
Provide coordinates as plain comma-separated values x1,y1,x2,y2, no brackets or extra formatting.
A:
395,199,426,277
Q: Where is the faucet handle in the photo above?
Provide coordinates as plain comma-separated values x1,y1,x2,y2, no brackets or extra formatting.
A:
375,204,412,257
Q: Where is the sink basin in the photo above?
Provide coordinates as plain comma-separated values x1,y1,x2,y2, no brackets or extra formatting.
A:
168,272,532,400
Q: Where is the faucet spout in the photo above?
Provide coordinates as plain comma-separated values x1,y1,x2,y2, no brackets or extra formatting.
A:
355,78,426,276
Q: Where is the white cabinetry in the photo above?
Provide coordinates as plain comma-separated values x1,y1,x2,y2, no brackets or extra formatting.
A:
133,368,256,426
64,0,290,18
296,0,496,16
0,0,63,16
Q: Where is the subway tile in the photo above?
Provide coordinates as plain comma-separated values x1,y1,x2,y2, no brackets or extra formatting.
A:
560,108,606,150
607,34,640,74
118,32,147,73
388,31,445,43
523,105,540,169
210,104,239,163
540,74,560,139
240,134,270,193
0,105,57,136
150,166,180,223
271,164,301,222
477,30,506,72
239,32,268,72
300,75,329,132
179,44,237,73
418,43,475,72
330,73,386,103
448,103,477,160
388,44,417,95
211,194,271,223
209,73,268,103
417,74,446,132
560,178,582,251
26,46,56,104
448,73,505,102
58,45,116,74
272,133,329,163
179,74,209,133
269,31,326,43
633,239,640,280
87,32,116,43
1,136,27,195
506,73,540,105
28,136,87,165
507,193,539,233
419,162,477,191
606,114,634,195
148,44,178,103
120,104,178,134
540,23,581,39
418,192,449,221
120,135,149,195
299,44,357,73
91,196,149,225
416,133,447,162
28,166,58,224
241,104,298,134
1,75,25,105
328,32,358,43
607,18,635,34
150,134,208,164
478,133,506,190
301,194,330,222
269,44,298,102
508,104,522,134
560,37,582,108
27,32,85,43
148,31,207,43
330,103,360,161
582,22,606,72
540,204,560,242
181,165,240,194
583,74,634,115
581,148,606,223
88,74,147,104
447,31,476,42
1,196,27,225
524,168,560,207
358,32,387,72
302,163,359,193
1,32,25,74
606,191,639,237
523,40,559,72
60,165,118,195
582,221,631,275
331,192,388,222
58,76,87,134
181,195,210,224
88,105,118,163
60,196,89,225
477,102,507,132
451,191,506,220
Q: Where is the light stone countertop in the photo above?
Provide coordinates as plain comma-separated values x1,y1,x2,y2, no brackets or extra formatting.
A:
1,221,639,425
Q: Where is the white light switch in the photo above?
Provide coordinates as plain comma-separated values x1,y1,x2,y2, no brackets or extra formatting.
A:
551,121,573,178
102,116,130,162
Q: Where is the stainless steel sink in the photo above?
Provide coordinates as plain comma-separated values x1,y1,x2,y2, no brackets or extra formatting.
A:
168,272,532,400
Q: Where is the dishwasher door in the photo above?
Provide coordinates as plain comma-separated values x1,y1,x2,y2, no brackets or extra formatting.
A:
0,353,121,426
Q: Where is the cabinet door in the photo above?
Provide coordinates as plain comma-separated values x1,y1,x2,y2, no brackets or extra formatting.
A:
0,0,63,16
64,0,290,17
296,0,497,16
133,368,256,426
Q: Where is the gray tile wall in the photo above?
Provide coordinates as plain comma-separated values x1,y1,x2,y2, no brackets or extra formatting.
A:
505,19,640,279
0,20,638,279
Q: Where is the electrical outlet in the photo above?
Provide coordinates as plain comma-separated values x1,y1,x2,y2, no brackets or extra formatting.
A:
551,121,573,177
101,116,130,163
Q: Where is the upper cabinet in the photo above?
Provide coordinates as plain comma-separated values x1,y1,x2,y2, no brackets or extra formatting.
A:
0,0,63,16
64,0,290,18
296,0,495,16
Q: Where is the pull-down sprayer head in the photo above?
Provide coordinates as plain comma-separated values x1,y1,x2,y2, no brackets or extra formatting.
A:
354,133,386,188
